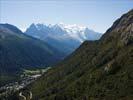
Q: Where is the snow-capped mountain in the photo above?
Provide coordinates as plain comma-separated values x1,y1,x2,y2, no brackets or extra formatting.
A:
25,23,102,55
48,22,102,42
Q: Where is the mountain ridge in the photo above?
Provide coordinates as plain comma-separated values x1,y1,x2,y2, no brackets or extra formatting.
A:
25,23,102,55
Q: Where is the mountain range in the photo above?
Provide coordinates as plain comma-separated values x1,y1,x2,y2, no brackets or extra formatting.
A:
14,9,133,100
0,24,65,86
25,23,102,54
0,22,102,86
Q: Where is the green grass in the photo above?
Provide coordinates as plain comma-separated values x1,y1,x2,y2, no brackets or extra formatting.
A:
22,67,51,76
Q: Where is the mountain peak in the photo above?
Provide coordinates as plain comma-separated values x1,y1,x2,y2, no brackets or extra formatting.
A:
25,23,102,43
30,23,36,28
0,23,23,34
25,23,102,55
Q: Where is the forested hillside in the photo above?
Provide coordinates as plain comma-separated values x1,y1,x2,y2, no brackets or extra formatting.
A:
17,9,133,100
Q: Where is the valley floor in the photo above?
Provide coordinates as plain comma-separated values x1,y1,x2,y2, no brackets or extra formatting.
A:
0,67,50,100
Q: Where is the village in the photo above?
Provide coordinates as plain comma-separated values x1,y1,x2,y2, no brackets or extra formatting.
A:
0,67,50,99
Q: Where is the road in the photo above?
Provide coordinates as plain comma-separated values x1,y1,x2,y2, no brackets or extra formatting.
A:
19,92,26,100
19,91,32,100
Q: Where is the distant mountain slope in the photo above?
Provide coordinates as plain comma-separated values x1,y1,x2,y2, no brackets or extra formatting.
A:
25,23,102,54
0,24,65,86
21,9,133,100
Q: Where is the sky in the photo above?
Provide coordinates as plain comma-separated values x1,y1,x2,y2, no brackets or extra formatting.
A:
0,0,133,33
